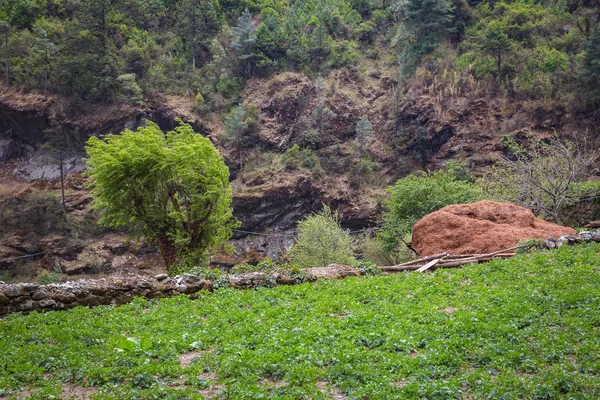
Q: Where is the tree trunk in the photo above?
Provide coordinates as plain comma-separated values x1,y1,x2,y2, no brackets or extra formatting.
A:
496,54,502,78
191,5,196,71
4,28,8,85
156,235,179,274
44,48,49,97
59,158,66,217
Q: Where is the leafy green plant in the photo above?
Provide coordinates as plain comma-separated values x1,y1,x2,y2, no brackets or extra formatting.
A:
36,270,63,284
381,161,483,251
352,259,382,276
289,205,356,267
282,145,319,171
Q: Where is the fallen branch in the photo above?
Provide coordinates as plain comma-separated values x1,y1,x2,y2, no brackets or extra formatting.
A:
382,253,448,269
416,259,440,272
380,245,527,273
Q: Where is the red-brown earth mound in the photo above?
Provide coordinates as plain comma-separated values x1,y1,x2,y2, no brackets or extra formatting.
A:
412,200,577,256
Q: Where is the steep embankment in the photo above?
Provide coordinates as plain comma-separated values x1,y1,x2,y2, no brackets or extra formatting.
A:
1,66,599,276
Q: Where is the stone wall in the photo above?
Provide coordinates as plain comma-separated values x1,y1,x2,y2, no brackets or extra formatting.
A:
0,265,362,317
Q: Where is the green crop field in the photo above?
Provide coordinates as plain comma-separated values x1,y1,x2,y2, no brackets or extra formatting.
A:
1,244,600,399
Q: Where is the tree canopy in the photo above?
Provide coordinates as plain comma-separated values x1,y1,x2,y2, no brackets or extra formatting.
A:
85,121,237,274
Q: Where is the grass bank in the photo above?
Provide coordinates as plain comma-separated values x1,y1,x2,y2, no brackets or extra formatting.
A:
1,244,600,399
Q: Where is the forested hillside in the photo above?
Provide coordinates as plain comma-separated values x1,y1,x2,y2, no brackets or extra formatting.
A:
1,0,600,113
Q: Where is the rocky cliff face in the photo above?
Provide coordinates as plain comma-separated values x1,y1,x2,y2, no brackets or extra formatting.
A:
1,68,598,277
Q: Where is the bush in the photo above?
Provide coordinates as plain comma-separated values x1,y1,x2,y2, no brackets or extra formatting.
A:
289,205,356,267
282,144,319,171
116,74,143,105
381,161,483,251
358,233,415,266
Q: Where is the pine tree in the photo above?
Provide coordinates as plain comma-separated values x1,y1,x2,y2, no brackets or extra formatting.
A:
34,25,56,96
480,21,512,78
177,0,222,71
579,27,600,113
0,21,9,84
394,0,455,77
231,8,257,76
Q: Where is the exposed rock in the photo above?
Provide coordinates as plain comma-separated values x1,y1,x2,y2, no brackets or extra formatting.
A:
153,273,169,281
0,138,18,161
32,289,49,300
412,201,577,256
181,273,200,283
579,231,600,242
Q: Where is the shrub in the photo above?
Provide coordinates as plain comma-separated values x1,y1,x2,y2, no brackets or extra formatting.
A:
381,161,483,251
282,145,319,171
359,233,414,266
481,133,598,224
36,270,63,284
289,205,356,267
116,74,143,105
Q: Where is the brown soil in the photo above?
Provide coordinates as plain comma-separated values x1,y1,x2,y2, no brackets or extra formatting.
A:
412,201,577,256
179,351,203,367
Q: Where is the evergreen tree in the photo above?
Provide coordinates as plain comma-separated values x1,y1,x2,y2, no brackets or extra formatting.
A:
480,20,512,78
176,0,222,71
231,8,257,76
394,0,454,77
579,27,600,113
0,21,9,84
34,25,55,96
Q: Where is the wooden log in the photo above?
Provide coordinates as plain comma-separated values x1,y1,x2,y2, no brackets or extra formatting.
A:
380,253,448,269
381,246,524,273
437,246,525,265
380,264,424,272
416,259,440,272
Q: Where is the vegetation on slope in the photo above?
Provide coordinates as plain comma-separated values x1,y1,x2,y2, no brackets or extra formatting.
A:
1,243,599,399
2,0,600,116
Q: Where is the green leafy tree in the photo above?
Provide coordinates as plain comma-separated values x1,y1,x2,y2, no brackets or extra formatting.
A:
482,134,599,224
289,205,356,267
479,20,512,77
85,121,237,273
381,161,483,251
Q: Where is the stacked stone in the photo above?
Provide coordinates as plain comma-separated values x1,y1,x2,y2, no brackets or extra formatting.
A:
544,230,600,249
0,270,319,317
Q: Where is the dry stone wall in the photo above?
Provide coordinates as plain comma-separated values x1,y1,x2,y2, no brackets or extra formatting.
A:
0,265,362,317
